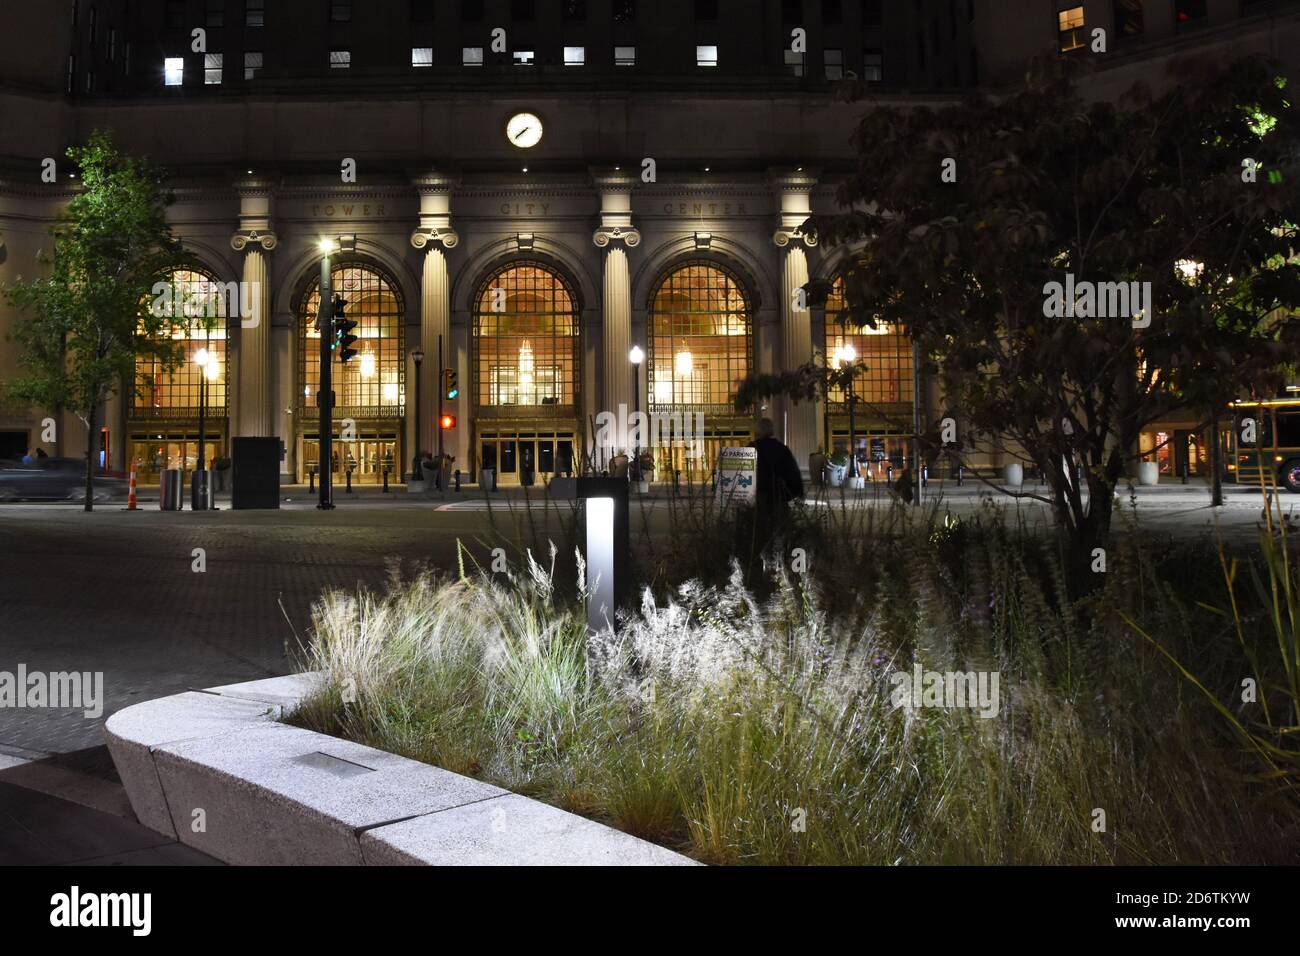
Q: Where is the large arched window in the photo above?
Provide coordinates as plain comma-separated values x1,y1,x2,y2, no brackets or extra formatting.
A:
825,274,913,408
648,260,752,413
298,261,405,419
131,267,228,418
472,261,580,412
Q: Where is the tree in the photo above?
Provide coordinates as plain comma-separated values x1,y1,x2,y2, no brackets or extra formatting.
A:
3,131,185,510
809,55,1300,578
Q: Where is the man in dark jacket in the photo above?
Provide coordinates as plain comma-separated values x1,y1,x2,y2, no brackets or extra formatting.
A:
749,418,804,514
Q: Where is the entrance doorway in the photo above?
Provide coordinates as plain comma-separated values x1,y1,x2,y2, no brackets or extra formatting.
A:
128,431,226,483
301,430,399,484
478,429,576,486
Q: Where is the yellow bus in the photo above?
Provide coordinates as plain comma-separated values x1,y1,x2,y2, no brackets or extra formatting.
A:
1228,396,1300,492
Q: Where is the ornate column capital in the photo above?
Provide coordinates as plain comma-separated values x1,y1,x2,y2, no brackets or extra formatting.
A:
410,226,460,250
411,170,459,252
230,229,278,252
770,166,821,249
593,225,641,249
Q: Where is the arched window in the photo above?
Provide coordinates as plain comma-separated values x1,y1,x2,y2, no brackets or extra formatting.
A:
825,274,913,408
298,261,405,418
131,267,228,418
648,260,752,412
472,261,580,412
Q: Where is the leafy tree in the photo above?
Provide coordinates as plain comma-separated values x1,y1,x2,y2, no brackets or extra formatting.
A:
809,55,1300,577
3,131,185,510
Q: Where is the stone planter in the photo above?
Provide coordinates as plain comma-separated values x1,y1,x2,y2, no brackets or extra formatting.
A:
1003,463,1024,488
1137,461,1160,486
826,462,849,487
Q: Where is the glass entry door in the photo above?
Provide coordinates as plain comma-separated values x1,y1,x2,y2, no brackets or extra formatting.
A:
479,429,575,485
301,431,399,484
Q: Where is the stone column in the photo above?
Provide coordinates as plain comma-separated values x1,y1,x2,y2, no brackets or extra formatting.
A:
593,170,641,458
231,178,278,440
772,168,820,473
411,173,460,466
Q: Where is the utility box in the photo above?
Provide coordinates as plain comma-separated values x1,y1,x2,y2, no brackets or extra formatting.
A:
232,437,280,510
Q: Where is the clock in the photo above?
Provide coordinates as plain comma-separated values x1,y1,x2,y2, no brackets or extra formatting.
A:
506,112,544,149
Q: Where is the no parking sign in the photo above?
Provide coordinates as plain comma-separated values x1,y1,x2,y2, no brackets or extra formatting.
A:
716,447,757,506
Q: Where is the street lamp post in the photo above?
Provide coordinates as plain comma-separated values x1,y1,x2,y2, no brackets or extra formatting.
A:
192,347,217,511
840,343,858,488
412,346,425,479
629,346,645,483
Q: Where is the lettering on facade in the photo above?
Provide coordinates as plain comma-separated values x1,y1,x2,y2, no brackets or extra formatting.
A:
498,202,551,216
661,202,748,216
312,204,387,217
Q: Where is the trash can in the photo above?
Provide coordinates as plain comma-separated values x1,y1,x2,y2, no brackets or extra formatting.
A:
190,469,213,511
160,469,183,511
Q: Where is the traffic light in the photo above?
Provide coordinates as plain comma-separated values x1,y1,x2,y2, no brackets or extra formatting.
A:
332,296,359,363
443,367,459,400
440,414,456,430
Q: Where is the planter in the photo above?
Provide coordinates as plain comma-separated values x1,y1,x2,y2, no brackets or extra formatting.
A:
1003,463,1024,488
849,475,866,490
1137,461,1160,486
610,455,630,479
637,480,650,494
104,675,697,866
826,463,848,487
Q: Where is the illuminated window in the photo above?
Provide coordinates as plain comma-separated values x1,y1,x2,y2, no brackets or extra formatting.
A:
463,47,484,66
473,262,580,412
564,46,585,66
204,53,223,85
412,47,433,68
697,45,719,67
1057,6,1085,52
244,51,262,79
824,275,913,407
330,49,351,69
615,46,636,66
164,57,184,86
1113,0,1144,36
131,269,229,418
299,262,405,419
649,261,753,413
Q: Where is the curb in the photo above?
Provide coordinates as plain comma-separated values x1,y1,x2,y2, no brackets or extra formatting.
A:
104,674,699,866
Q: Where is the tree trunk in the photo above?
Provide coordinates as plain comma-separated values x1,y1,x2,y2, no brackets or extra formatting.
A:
83,404,97,513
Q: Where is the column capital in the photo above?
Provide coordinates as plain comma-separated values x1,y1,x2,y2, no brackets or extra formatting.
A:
593,225,641,249
590,167,638,193
770,166,820,249
230,229,278,252
411,170,460,195
410,226,460,250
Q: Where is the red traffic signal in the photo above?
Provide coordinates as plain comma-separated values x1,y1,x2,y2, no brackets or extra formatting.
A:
440,414,456,430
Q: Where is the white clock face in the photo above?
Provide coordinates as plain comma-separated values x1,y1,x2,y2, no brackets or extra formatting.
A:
506,112,544,149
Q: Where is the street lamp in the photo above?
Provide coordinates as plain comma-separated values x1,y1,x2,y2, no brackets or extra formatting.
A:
629,346,645,482
192,347,218,510
837,342,859,486
412,347,425,476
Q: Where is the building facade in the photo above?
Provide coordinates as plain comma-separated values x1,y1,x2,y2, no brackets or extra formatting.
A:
1,1,1298,484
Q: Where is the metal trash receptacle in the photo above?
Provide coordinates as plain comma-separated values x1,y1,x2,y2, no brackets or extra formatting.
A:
190,469,212,511
160,469,183,511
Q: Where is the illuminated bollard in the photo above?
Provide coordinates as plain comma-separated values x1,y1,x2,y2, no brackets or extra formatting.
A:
551,477,630,635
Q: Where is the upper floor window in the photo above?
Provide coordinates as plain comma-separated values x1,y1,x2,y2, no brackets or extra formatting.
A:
331,0,351,22
133,269,230,419
463,47,484,67
785,50,804,77
697,45,719,67
412,47,433,68
613,0,635,22
825,48,843,80
825,0,843,24
243,51,262,79
513,50,535,66
206,0,225,28
164,57,184,86
88,5,97,42
204,53,223,84
782,0,801,23
165,0,185,29
106,27,115,61
245,0,264,28
1113,0,1144,35
863,49,883,82
861,0,882,26
329,48,351,69
1057,6,1086,52
564,46,585,66
615,46,636,66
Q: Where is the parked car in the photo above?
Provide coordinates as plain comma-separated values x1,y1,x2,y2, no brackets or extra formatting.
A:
0,458,128,502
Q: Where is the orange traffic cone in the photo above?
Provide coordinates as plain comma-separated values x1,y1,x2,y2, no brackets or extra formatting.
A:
126,467,138,511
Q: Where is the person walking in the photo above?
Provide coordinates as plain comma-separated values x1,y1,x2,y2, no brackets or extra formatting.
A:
749,418,804,514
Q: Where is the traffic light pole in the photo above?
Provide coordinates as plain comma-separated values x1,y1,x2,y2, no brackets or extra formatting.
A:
437,334,444,462
318,255,335,511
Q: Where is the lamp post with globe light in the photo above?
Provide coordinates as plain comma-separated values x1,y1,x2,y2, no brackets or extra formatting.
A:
629,346,645,483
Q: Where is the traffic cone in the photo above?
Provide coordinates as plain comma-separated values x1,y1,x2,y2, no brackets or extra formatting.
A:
126,467,138,511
